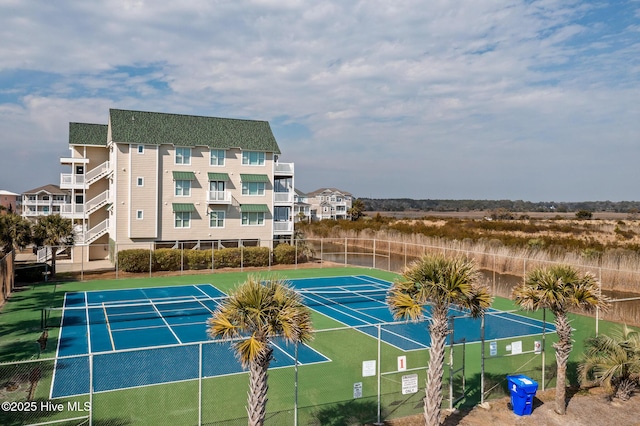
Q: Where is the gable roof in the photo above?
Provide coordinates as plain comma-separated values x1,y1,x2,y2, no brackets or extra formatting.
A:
69,123,108,146
307,187,353,197
22,184,68,195
108,109,281,153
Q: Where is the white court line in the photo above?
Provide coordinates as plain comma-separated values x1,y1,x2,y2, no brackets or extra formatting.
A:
149,301,183,345
101,304,116,351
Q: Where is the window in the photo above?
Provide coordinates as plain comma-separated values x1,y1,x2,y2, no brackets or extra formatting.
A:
209,181,226,201
209,210,225,228
242,151,265,165
137,145,144,154
242,182,265,196
175,147,191,165
210,149,225,166
242,212,265,225
137,177,144,187
175,212,191,228
175,180,191,196
136,210,143,220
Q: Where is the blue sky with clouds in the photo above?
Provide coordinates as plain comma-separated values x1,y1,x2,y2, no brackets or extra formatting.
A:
1,0,638,202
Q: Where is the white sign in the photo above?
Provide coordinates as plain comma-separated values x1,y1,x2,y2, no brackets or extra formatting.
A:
353,382,363,399
402,374,419,395
489,341,497,357
511,341,522,355
534,341,542,354
397,355,407,372
362,360,376,377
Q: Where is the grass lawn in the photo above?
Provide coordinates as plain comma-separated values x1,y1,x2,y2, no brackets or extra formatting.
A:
0,267,628,425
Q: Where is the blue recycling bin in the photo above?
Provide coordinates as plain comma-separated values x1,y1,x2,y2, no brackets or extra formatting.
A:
507,374,538,416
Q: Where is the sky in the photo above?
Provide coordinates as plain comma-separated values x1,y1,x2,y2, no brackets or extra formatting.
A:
1,0,639,202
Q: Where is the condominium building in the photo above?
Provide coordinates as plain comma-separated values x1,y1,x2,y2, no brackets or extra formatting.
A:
306,188,353,221
21,185,70,219
59,108,295,261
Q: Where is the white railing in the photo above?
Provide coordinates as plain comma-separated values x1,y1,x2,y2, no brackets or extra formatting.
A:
206,191,232,204
274,192,294,203
60,174,85,187
85,161,111,185
274,162,294,174
59,204,85,217
273,221,293,233
84,219,109,244
86,190,110,214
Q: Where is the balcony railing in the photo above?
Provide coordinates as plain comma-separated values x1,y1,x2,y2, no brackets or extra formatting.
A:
273,221,293,233
207,191,232,204
60,174,85,188
274,192,294,204
274,162,294,175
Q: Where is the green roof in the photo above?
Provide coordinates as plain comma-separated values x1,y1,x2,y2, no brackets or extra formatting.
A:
240,204,269,213
208,172,230,181
109,109,281,153
172,171,196,180
240,174,269,183
69,123,108,146
172,203,195,212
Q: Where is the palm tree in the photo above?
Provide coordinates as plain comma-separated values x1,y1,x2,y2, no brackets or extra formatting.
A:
32,214,74,277
348,198,366,221
0,213,32,255
207,275,314,426
512,265,609,415
579,325,640,401
387,254,492,426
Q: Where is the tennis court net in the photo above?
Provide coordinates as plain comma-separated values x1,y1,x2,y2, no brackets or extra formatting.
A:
297,288,389,307
42,297,221,329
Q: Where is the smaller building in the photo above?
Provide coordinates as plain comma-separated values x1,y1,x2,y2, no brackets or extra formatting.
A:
0,190,20,214
21,185,71,219
306,188,353,221
293,189,311,222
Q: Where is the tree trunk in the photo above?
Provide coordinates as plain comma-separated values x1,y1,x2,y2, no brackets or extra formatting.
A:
553,312,572,415
425,306,449,426
247,347,272,426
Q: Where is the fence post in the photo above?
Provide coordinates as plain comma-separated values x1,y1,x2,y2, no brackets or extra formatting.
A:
344,237,347,266
377,323,382,425
373,239,376,269
149,243,153,278
320,238,324,268
294,342,299,426
480,315,485,405
89,353,94,425
199,343,203,426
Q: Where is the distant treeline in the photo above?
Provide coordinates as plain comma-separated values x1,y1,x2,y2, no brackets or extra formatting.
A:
360,198,640,213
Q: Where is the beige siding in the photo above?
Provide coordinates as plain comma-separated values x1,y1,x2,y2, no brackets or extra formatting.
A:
130,145,158,238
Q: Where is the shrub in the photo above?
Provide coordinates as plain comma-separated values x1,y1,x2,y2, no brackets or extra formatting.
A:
185,249,211,270
154,248,183,271
118,249,151,272
274,243,296,264
242,247,270,267
213,248,242,268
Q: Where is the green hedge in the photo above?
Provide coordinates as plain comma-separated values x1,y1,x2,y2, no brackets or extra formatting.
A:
116,246,300,272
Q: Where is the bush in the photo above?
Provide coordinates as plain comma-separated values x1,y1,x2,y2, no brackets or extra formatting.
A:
213,248,242,268
185,249,212,270
154,248,183,271
273,243,296,264
118,249,151,272
242,247,270,267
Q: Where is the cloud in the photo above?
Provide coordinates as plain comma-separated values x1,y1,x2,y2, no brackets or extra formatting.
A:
0,0,638,200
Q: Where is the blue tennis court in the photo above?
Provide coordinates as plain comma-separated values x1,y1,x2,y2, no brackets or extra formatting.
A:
50,276,554,398
50,283,329,398
291,275,556,351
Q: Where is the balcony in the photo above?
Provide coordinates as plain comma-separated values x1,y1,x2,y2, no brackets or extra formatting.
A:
59,204,85,219
274,162,294,176
206,190,232,204
60,174,85,189
273,221,293,234
274,192,294,204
